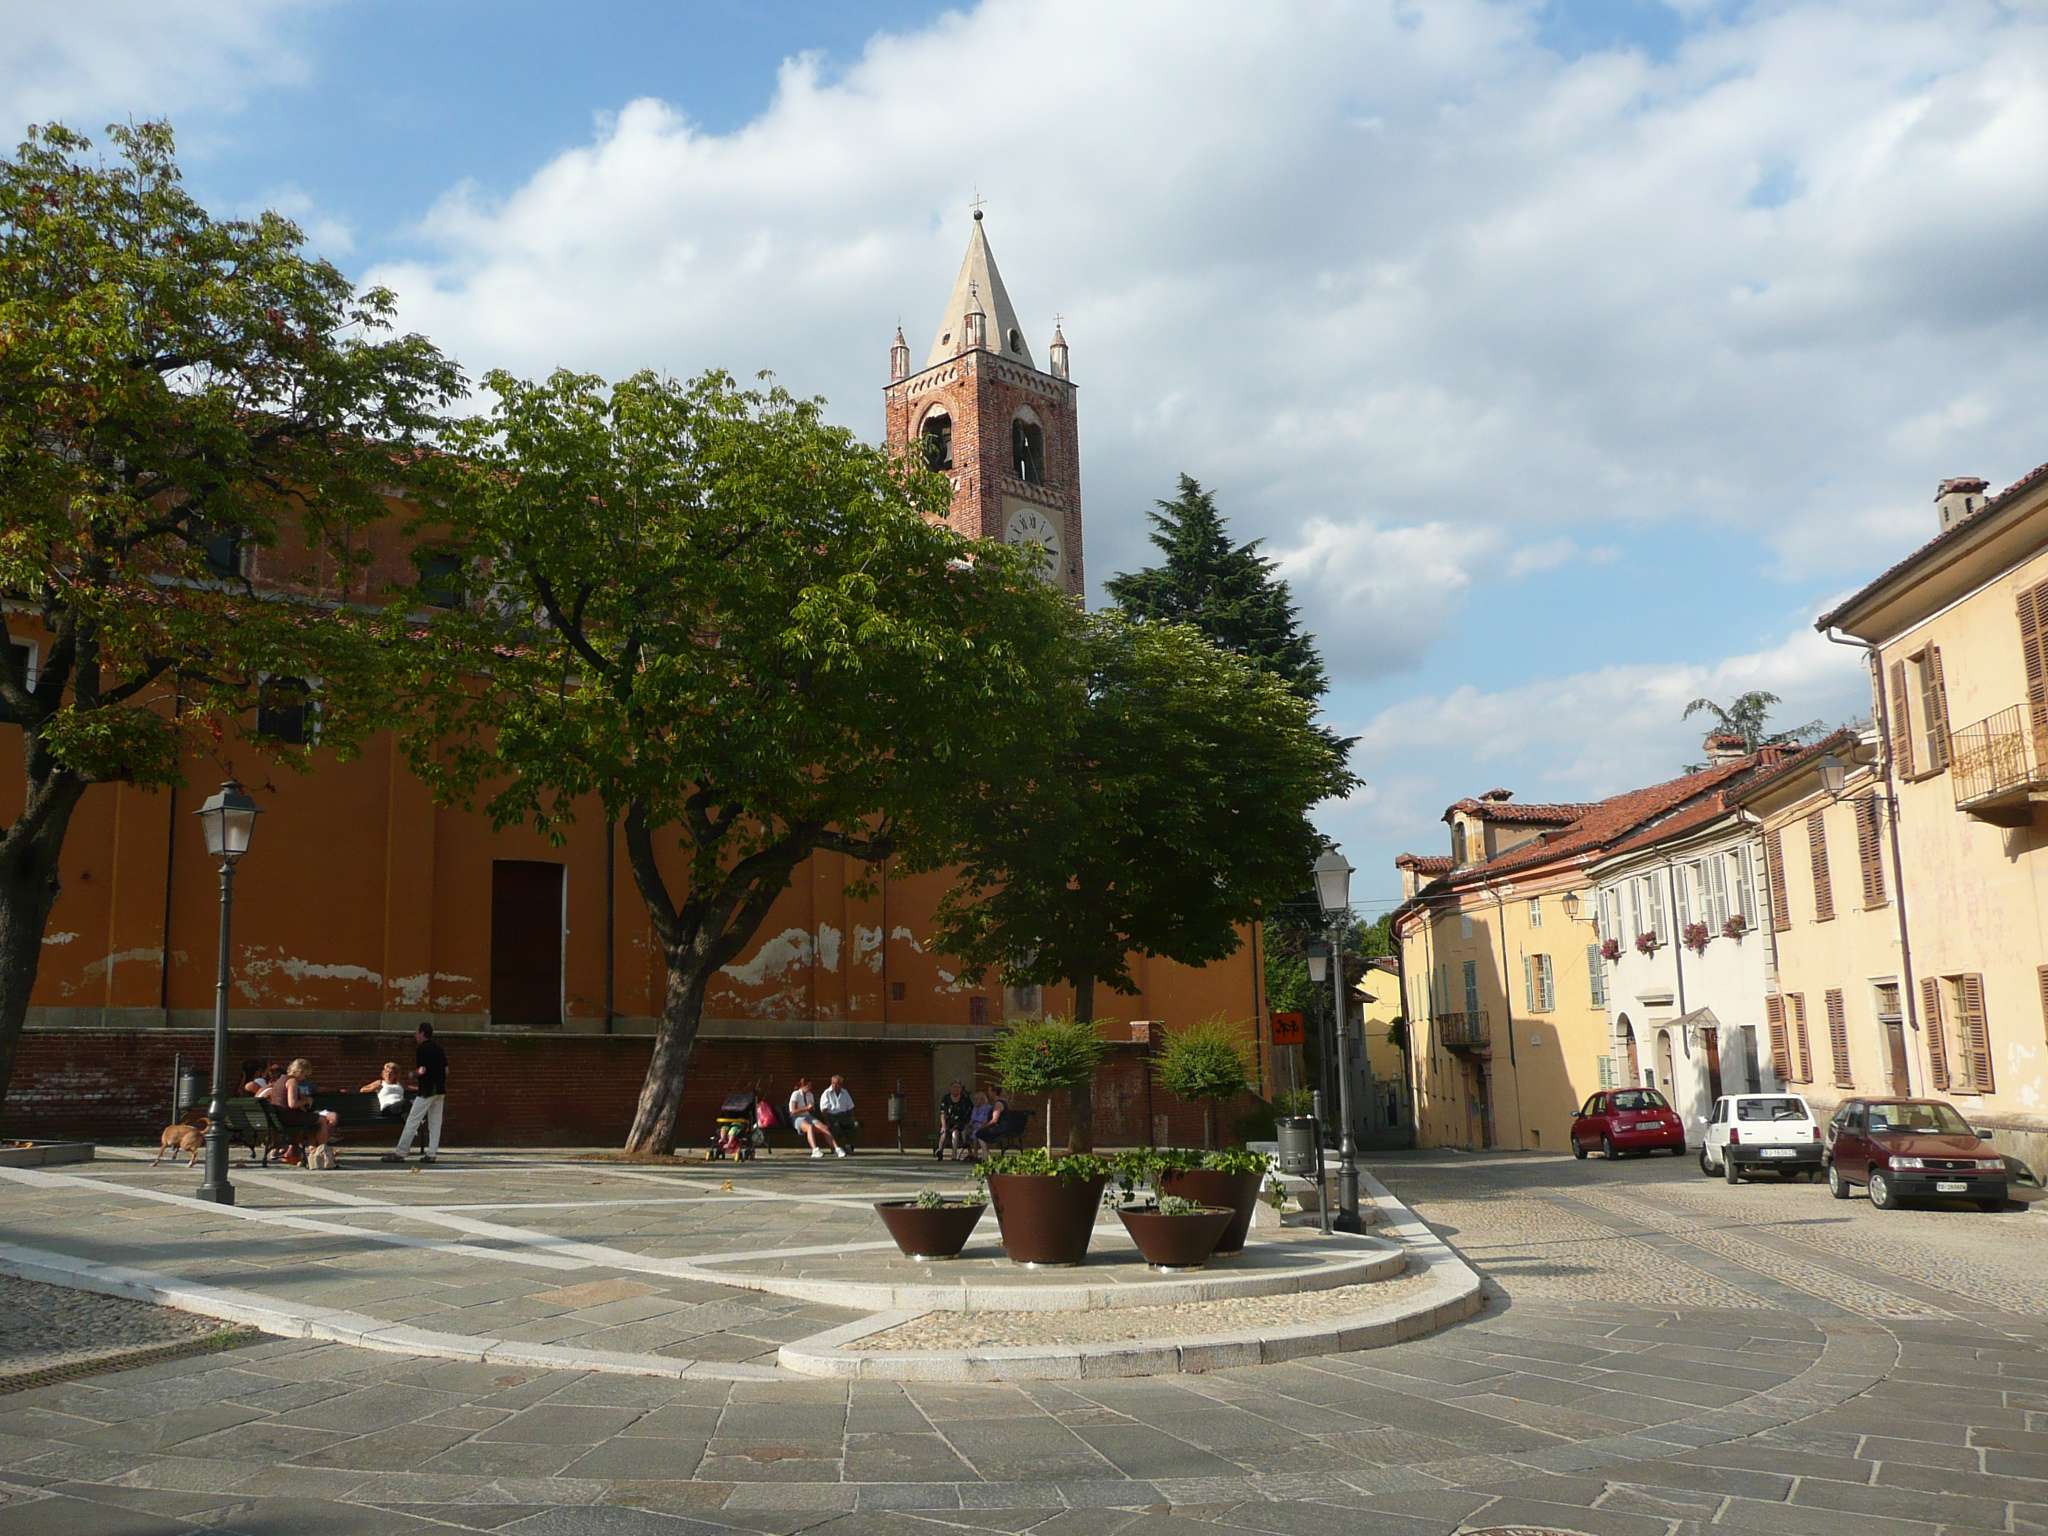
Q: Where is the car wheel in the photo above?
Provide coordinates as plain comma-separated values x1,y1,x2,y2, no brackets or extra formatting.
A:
1572,1137,1586,1160
1723,1152,1742,1184
1601,1135,1617,1160
1699,1145,1716,1177
1671,1142,1689,1157
1806,1170,1820,1182
1827,1162,1851,1200
1976,1199,2005,1213
1868,1170,1897,1211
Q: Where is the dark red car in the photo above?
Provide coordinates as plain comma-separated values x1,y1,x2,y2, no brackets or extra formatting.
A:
1571,1087,1687,1159
1824,1098,2008,1211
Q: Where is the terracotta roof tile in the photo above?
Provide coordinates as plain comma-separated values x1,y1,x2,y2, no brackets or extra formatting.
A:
1394,853,1452,874
1440,797,1594,825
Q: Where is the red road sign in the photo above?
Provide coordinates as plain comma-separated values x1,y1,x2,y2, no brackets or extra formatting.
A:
1270,1011,1305,1046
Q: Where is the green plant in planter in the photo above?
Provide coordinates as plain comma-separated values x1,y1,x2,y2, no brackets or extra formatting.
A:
1153,1015,1254,1149
913,1188,947,1210
1156,1194,1205,1216
986,1016,1111,1150
970,1148,1113,1184
1201,1148,1271,1177
1273,1087,1315,1118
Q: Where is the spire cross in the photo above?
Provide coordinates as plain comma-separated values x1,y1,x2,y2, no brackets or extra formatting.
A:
969,189,986,219
1053,311,1064,329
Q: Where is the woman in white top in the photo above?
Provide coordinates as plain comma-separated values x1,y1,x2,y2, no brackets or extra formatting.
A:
787,1077,844,1159
359,1062,408,1118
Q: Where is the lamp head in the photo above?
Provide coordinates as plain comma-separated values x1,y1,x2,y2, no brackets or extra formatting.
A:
1816,752,1847,799
195,779,260,863
1561,890,1581,919
1303,937,1330,984
1312,847,1354,916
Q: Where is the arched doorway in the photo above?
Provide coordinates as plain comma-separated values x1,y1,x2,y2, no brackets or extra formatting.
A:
1617,1014,1641,1085
1656,1029,1676,1095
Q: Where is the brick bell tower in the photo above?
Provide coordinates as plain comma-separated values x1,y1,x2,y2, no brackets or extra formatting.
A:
885,210,1082,596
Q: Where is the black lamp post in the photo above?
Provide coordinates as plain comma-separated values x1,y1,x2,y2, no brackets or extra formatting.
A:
1312,847,1363,1233
194,779,260,1205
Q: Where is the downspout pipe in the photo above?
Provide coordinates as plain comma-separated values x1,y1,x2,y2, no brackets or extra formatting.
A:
1822,626,1923,1070
1484,881,1528,1150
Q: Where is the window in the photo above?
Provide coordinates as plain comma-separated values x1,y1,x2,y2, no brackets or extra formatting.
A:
1012,418,1045,484
1806,811,1834,923
201,524,245,578
1463,960,1479,1018
419,550,465,610
1855,796,1886,908
1909,647,1951,772
1528,896,1542,928
1460,912,1474,940
1825,988,1853,1088
1452,824,1466,865
1523,953,1554,1013
1007,326,1024,354
1587,943,1606,1007
920,410,953,471
255,675,314,745
4,637,35,694
1937,973,1995,1093
1702,856,1729,932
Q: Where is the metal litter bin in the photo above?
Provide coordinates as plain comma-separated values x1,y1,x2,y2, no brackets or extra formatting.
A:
1276,1116,1319,1176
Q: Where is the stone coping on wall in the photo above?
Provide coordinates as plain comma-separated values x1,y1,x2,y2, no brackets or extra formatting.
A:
20,1011,1023,1044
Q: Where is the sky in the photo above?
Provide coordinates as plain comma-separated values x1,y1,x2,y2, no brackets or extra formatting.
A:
11,0,2048,917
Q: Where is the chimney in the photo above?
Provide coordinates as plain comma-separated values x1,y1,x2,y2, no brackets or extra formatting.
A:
1479,787,1514,802
1703,731,1748,765
1935,476,1990,534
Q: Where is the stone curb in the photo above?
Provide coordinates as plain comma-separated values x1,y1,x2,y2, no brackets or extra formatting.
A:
775,1165,1484,1380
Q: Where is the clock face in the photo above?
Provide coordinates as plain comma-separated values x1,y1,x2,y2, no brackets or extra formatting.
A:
1005,507,1063,582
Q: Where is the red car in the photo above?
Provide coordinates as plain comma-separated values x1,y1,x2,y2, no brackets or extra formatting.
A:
1824,1097,2009,1211
1571,1087,1687,1159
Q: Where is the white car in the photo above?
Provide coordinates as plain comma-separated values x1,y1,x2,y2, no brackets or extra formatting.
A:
1698,1093,1824,1183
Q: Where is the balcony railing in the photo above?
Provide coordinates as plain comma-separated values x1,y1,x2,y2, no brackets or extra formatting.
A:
1950,705,2048,826
1436,1010,1489,1049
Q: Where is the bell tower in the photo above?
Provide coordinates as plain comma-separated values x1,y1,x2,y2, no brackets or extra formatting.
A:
884,210,1082,596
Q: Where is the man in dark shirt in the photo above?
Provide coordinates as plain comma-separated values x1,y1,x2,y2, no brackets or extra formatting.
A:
383,1022,448,1164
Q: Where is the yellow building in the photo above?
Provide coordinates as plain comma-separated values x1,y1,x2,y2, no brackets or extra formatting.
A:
1816,464,2048,1177
1393,766,1778,1151
1354,956,1413,1139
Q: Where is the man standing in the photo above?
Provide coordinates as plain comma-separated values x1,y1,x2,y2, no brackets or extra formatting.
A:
383,1022,448,1165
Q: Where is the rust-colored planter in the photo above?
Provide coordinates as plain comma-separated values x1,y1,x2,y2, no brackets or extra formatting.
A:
986,1173,1109,1266
874,1200,985,1260
1117,1204,1234,1271
1158,1168,1264,1254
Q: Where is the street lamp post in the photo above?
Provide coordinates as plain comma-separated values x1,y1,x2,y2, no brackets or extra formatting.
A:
194,780,260,1205
1312,847,1363,1233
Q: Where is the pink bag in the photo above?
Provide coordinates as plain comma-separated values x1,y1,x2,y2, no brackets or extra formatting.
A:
755,1099,776,1130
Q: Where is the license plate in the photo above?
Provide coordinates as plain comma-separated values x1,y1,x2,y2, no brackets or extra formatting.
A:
1936,1180,1968,1193
1761,1148,1794,1158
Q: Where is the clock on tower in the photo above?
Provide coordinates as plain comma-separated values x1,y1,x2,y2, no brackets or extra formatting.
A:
884,208,1083,597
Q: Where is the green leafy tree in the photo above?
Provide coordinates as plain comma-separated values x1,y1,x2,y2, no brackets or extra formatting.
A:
934,613,1356,1150
1682,691,1825,751
0,120,459,1102
984,1015,1111,1151
1106,474,1329,707
401,366,1073,1153
1153,1015,1254,1149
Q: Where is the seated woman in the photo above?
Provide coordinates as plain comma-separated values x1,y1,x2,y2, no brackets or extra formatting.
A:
972,1094,1010,1156
787,1077,845,1159
261,1058,338,1166
359,1062,409,1120
243,1059,282,1097
935,1080,973,1161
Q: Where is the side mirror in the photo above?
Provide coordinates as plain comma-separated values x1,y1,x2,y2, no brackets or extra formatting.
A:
1975,1127,1995,1140
1696,1115,1708,1126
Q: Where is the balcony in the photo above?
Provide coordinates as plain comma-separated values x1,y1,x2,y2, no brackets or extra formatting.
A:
1950,705,2048,826
1436,1010,1489,1050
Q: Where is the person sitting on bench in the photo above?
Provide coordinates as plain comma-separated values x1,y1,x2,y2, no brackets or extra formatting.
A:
818,1074,856,1150
358,1062,409,1121
973,1095,1012,1156
788,1078,845,1159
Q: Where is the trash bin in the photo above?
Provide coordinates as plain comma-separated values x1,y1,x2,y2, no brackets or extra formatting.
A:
174,1065,206,1118
1276,1116,1319,1176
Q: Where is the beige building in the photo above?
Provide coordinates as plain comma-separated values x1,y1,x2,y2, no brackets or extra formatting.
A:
1815,463,2048,1176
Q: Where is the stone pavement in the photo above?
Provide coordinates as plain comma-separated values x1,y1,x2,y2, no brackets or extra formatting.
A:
0,1147,2042,1532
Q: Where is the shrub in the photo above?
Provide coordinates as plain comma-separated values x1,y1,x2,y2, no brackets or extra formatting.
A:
969,1148,1113,1184
987,1015,1111,1147
1154,1015,1254,1148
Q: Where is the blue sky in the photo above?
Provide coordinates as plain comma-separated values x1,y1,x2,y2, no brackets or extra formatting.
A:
10,0,2047,919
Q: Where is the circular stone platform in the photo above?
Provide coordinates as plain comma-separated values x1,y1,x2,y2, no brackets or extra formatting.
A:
682,1221,1406,1312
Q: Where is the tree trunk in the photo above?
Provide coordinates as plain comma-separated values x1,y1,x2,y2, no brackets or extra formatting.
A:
1066,972,1097,1153
0,770,87,1112
624,953,712,1154
1204,1101,1215,1151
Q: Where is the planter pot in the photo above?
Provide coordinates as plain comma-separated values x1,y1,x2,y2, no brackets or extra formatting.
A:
874,1200,985,1261
1158,1167,1264,1254
986,1173,1109,1266
1116,1204,1234,1271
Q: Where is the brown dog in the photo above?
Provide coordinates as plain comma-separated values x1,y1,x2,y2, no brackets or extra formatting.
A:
152,1116,208,1168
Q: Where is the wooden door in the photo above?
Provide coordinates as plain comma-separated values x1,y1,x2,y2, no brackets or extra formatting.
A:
490,860,564,1027
1884,1022,1911,1096
1703,1028,1724,1103
1739,1027,1762,1093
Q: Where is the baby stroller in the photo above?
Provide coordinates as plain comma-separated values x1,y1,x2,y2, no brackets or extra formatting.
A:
711,1089,759,1160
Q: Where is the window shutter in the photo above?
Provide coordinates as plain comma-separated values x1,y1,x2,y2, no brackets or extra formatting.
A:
1826,988,1852,1088
1855,795,1886,908
1790,993,1812,1082
1675,868,1692,932
1522,955,1534,1012
1598,1055,1616,1089
2021,581,2048,753
1959,974,1995,1093
2039,965,2048,1047
1806,812,1834,922
1648,878,1668,943
1920,976,1949,1091
1766,994,1791,1082
1765,830,1792,932
1925,646,1952,770
1587,943,1605,1007
1889,659,1915,778
1539,955,1554,1012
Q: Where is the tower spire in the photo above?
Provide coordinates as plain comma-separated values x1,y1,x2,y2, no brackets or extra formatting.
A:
927,211,1030,368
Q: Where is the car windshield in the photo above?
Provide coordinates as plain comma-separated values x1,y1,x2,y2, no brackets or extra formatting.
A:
1611,1090,1668,1112
1868,1102,1973,1136
1735,1097,1808,1122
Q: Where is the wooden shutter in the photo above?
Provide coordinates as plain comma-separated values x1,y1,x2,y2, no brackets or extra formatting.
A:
1587,943,1605,1007
1806,812,1834,922
2039,965,2048,1047
1889,660,1915,778
1764,830,1792,932
1539,954,1555,1012
1958,974,1995,1093
1855,795,1886,908
1766,994,1791,1082
2021,581,2048,753
1920,976,1949,1091
1925,646,1952,770
1522,955,1534,1012
1790,993,1812,1082
1825,988,1853,1087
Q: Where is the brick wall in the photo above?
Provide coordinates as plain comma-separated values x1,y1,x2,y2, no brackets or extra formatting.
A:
4,1031,1257,1150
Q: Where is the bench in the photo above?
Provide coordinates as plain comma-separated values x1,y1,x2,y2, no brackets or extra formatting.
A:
932,1108,1033,1157
314,1092,412,1135
216,1097,289,1166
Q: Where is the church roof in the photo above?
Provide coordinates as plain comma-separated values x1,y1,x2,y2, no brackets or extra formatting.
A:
926,214,1034,370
